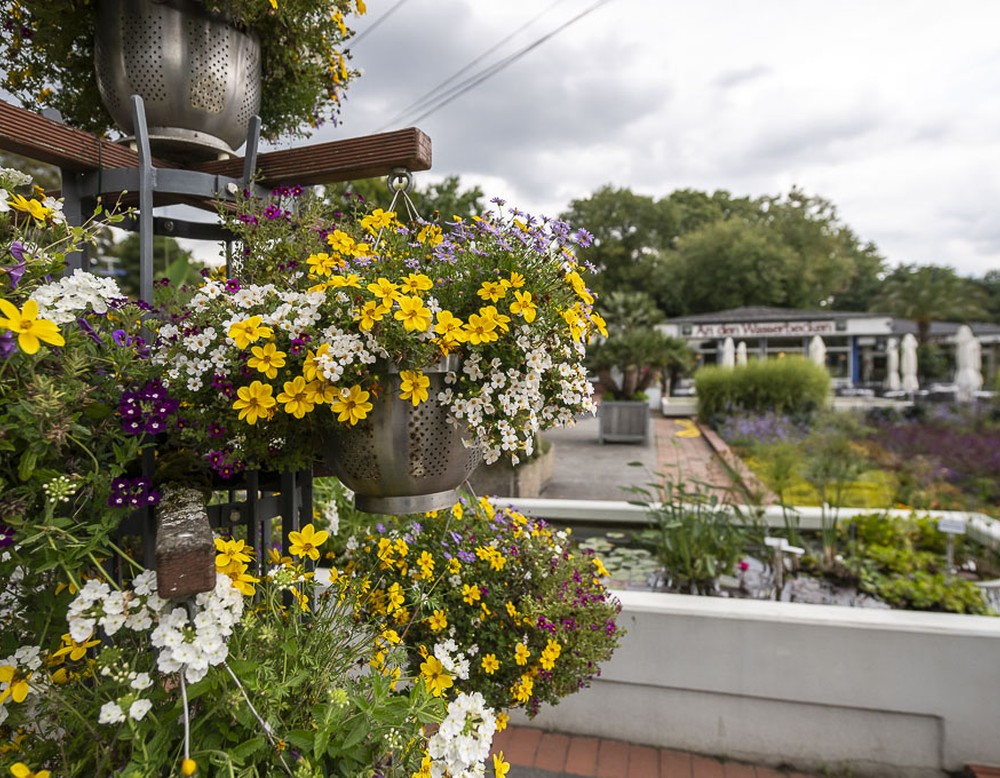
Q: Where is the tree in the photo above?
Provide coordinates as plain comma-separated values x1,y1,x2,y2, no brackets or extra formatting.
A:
870,264,989,343
0,151,60,190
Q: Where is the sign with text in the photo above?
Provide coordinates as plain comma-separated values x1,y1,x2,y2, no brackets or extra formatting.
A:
691,320,838,339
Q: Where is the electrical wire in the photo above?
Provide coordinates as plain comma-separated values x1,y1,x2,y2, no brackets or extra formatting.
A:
376,0,614,131
382,0,570,127
351,0,413,46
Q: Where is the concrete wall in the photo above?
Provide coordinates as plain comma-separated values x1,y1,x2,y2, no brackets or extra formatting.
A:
517,590,1000,776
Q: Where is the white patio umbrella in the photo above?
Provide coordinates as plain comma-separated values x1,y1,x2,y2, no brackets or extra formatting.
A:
901,333,919,393
809,335,827,368
885,337,901,391
954,324,983,402
720,337,736,368
736,341,748,366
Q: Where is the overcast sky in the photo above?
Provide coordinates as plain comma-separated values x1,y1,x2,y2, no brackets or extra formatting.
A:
276,0,1000,278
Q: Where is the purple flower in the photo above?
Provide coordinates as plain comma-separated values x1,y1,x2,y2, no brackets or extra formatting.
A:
0,522,14,548
0,331,15,360
77,317,103,345
5,241,27,290
225,278,242,293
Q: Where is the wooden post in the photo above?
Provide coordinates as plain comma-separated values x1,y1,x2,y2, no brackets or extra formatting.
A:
155,483,216,599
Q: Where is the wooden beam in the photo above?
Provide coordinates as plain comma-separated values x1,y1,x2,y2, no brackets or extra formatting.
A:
1,100,432,188
192,127,433,186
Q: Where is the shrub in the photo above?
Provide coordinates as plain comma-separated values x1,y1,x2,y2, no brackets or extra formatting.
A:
695,356,830,425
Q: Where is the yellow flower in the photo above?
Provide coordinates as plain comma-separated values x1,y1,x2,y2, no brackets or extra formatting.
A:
330,384,373,425
302,344,329,381
478,305,511,332
420,655,453,698
400,273,433,293
50,632,101,664
496,711,510,732
509,290,537,323
562,306,585,342
399,369,430,406
387,582,405,613
10,764,50,778
505,271,526,289
288,523,329,561
447,557,462,575
0,665,31,704
417,550,435,580
232,380,276,425
0,299,64,355
228,315,273,349
433,310,468,351
8,193,50,222
356,300,391,331
514,643,530,666
416,224,443,246
268,0,277,8
394,295,432,332
481,653,500,675
228,568,258,596
451,502,464,520
361,208,396,234
565,270,595,305
493,752,511,778
215,537,252,570
590,310,609,338
278,376,315,418
505,601,518,619
356,0,367,13
462,584,481,605
247,342,287,379
463,311,499,345
477,280,506,302
540,639,562,670
326,229,356,256
180,758,197,776
306,252,344,276
330,273,363,289
511,673,533,703
428,609,448,632
593,557,610,578
305,379,337,406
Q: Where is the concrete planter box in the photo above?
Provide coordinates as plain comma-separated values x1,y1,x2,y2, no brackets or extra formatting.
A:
598,401,649,444
504,498,1000,777
467,444,555,498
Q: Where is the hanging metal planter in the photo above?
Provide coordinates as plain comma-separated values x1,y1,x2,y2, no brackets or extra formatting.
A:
94,0,261,161
321,357,482,515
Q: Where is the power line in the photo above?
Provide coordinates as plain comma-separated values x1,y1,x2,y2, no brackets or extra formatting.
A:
351,0,412,46
378,0,614,131
384,0,570,127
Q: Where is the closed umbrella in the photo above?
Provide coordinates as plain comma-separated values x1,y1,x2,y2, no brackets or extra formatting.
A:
901,333,919,393
885,338,901,391
809,335,827,368
955,324,983,402
736,341,748,366
720,337,735,368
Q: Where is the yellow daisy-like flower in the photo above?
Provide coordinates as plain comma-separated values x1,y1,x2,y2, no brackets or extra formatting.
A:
214,537,252,571
505,271,526,289
400,272,434,293
306,252,344,276
399,369,430,406
0,665,32,704
329,273,363,289
232,380,276,425
481,653,500,675
477,280,506,303
511,673,533,703
305,379,337,406
416,224,443,246
277,376,315,419
539,639,562,670
326,229,356,256
0,299,64,355
513,643,530,666
419,655,453,698
10,763,51,778
477,305,511,333
360,208,396,234
288,523,329,561
393,295,432,332
590,310,609,338
493,752,511,778
565,270,595,305
247,342,287,379
462,584,481,605
463,311,499,345
428,609,448,632
330,384,373,426
496,711,510,732
509,290,537,323
356,300,391,332
8,193,51,222
593,557,610,578
417,550,435,580
50,632,101,664
228,315,273,349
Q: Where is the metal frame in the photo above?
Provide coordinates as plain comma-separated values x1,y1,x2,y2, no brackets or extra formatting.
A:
61,95,312,569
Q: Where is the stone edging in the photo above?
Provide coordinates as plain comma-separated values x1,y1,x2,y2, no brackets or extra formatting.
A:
696,422,777,504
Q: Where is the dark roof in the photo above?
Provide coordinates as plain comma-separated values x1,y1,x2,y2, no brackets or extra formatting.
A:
891,320,1000,337
665,306,878,324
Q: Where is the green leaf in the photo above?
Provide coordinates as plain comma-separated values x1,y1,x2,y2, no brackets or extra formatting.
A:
229,735,267,763
286,730,315,752
17,449,37,482
341,718,368,750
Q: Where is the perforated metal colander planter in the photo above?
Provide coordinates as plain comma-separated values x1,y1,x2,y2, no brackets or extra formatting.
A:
94,0,261,161
321,359,483,515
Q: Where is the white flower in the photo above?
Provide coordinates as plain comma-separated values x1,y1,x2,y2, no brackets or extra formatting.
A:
130,672,153,691
129,698,153,721
98,701,126,725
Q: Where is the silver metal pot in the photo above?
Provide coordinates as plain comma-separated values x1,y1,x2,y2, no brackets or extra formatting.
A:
94,0,261,161
322,358,483,515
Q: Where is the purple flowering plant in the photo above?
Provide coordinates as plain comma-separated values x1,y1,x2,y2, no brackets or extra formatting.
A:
0,166,158,669
343,495,624,716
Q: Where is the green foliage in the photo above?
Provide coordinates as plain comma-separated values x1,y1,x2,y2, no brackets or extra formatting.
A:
845,513,992,615
695,356,830,424
629,478,751,594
